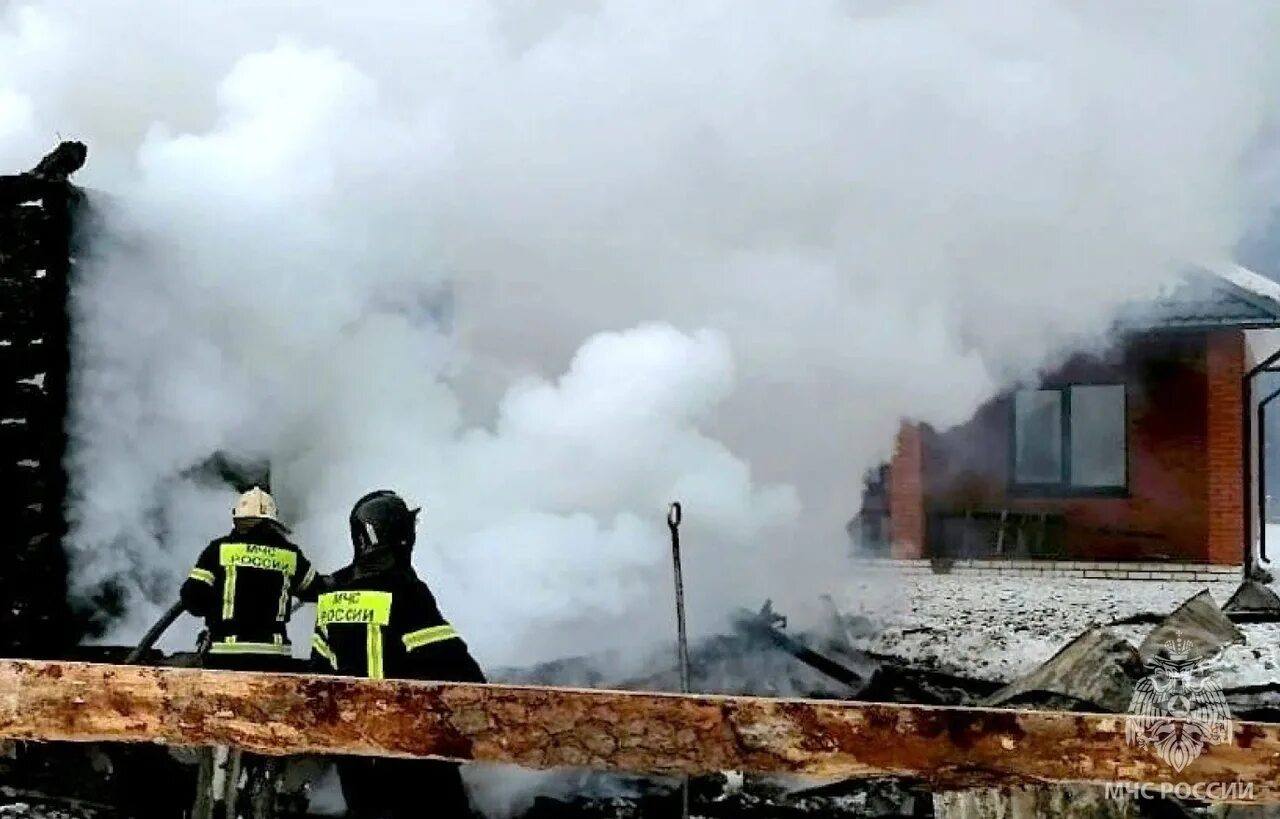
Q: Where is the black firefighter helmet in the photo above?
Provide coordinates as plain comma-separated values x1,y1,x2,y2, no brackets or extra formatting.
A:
349,490,421,557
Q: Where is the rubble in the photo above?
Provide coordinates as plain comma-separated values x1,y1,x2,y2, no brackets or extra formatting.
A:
833,573,1280,689
1138,590,1244,663
6,577,1280,817
983,628,1141,713
0,741,192,819
516,774,934,819
0,801,103,819
22,568,1280,819
730,601,875,691
502,609,1000,707
1223,581,1280,615
932,785,1141,819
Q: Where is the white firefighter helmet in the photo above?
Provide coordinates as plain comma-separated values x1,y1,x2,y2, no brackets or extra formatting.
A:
233,486,280,523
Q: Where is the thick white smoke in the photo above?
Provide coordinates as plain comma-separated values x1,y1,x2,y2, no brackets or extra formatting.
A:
0,0,1277,673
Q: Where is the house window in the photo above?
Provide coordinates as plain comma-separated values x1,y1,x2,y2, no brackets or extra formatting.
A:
1012,385,1126,492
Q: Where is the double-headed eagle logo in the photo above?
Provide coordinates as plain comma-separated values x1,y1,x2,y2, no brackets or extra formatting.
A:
1125,633,1232,772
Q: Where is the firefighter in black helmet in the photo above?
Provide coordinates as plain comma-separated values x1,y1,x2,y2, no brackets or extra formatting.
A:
311,490,485,819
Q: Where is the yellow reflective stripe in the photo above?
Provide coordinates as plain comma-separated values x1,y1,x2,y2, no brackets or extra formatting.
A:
317,591,392,627
208,640,290,656
402,625,458,651
218,543,298,574
315,590,395,679
189,568,215,585
222,566,237,619
366,625,384,680
218,543,298,623
297,566,317,592
311,634,337,669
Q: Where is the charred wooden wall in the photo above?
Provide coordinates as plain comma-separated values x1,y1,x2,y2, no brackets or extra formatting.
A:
0,147,86,656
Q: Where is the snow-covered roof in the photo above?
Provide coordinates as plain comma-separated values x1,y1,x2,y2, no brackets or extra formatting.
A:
1133,262,1280,330
1206,261,1280,305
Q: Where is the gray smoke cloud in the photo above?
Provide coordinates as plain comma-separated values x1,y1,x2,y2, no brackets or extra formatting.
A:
0,0,1277,674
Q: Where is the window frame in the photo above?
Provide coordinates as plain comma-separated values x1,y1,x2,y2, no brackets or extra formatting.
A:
1009,383,1129,498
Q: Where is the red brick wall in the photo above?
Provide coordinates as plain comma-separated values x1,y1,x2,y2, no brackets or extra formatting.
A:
1206,331,1244,564
889,423,924,558
910,332,1240,562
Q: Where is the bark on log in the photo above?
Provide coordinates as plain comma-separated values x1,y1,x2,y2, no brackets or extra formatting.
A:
0,661,1277,802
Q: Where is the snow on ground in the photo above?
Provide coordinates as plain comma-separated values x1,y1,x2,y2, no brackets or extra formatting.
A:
1218,622,1280,689
830,571,1280,690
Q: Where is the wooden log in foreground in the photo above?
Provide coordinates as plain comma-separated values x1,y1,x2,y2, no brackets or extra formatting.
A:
0,661,1278,801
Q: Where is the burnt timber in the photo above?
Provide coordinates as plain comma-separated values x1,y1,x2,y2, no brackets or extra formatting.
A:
0,142,86,656
0,660,1277,803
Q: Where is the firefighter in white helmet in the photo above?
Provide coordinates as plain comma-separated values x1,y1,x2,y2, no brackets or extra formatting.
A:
181,486,327,819
181,486,324,668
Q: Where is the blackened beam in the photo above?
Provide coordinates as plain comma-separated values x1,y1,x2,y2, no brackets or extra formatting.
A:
0,661,1278,801
731,606,866,689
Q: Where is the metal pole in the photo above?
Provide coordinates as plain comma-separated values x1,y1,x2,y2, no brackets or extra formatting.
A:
1244,348,1280,382
667,502,689,819
668,502,690,691
1258,385,1280,565
1246,372,1255,577
1261,393,1268,568
1242,349,1280,576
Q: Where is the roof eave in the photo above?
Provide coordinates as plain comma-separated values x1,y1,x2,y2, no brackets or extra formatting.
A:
1187,265,1280,322
1122,318,1280,333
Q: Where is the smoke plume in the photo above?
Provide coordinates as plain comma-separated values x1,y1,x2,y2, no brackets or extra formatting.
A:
0,0,1277,673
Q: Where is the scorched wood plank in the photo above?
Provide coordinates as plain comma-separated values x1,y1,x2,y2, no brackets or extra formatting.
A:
0,660,1276,800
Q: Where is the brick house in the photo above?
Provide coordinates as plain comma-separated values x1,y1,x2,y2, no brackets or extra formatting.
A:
856,264,1280,570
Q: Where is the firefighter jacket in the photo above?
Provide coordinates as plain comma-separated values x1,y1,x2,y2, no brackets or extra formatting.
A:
309,548,485,683
180,520,320,658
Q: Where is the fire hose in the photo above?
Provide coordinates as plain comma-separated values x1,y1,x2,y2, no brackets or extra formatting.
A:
124,601,186,664
125,598,308,665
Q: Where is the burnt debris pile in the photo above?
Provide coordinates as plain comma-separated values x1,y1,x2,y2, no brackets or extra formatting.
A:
495,582,1280,819
517,774,933,819
499,601,1000,707
0,142,87,658
1,586,1278,818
